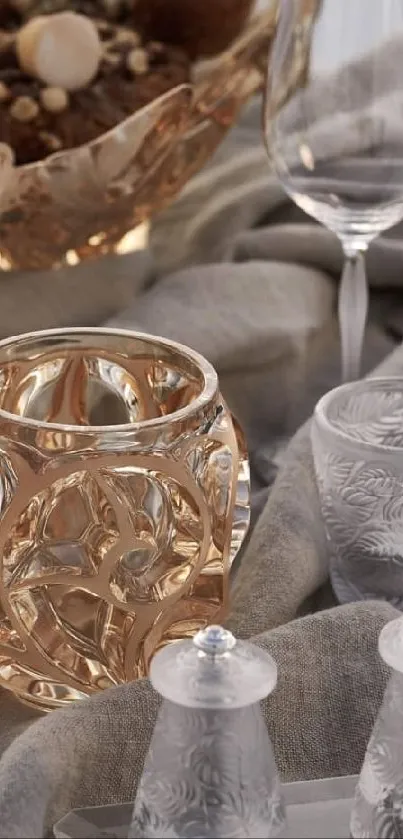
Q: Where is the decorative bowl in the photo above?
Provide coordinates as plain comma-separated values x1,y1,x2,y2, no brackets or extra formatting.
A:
0,4,277,271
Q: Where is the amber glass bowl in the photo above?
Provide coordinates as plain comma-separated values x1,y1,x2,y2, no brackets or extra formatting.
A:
0,5,277,271
0,327,250,710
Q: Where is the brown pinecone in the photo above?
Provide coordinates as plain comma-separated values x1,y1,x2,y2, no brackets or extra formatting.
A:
0,2,24,29
23,1,133,21
132,0,256,60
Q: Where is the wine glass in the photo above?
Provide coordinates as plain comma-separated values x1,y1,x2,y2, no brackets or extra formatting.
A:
264,0,403,382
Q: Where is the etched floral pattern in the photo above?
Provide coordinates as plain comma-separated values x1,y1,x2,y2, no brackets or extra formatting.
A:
351,671,403,837
130,701,285,839
311,379,403,608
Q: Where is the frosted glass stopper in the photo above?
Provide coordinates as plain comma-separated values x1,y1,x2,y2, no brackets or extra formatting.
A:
150,624,278,709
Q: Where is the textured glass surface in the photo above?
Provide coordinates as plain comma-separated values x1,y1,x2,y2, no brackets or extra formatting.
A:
351,616,403,838
0,329,250,711
131,702,285,839
130,626,285,839
0,5,276,272
311,377,403,608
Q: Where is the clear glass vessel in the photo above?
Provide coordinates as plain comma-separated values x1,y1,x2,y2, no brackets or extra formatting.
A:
0,328,250,711
130,625,286,839
311,377,403,608
264,0,403,381
351,615,403,838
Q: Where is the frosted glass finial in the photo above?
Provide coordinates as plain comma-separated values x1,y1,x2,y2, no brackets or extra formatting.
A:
194,625,236,655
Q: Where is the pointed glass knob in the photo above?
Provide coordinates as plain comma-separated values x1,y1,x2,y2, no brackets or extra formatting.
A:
193,625,237,655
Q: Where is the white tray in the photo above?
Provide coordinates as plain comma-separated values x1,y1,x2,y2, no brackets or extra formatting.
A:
54,774,358,838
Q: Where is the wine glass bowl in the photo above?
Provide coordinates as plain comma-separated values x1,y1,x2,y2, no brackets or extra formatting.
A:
264,0,403,381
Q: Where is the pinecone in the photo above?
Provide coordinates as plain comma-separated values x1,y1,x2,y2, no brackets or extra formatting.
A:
132,0,256,60
0,2,26,29
24,0,133,22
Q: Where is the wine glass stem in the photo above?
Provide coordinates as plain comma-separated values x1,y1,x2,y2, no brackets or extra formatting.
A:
338,247,368,382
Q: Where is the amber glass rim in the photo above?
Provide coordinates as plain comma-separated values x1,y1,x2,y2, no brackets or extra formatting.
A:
0,327,218,434
16,84,192,174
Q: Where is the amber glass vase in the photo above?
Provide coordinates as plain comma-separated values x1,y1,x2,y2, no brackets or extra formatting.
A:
0,328,250,711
